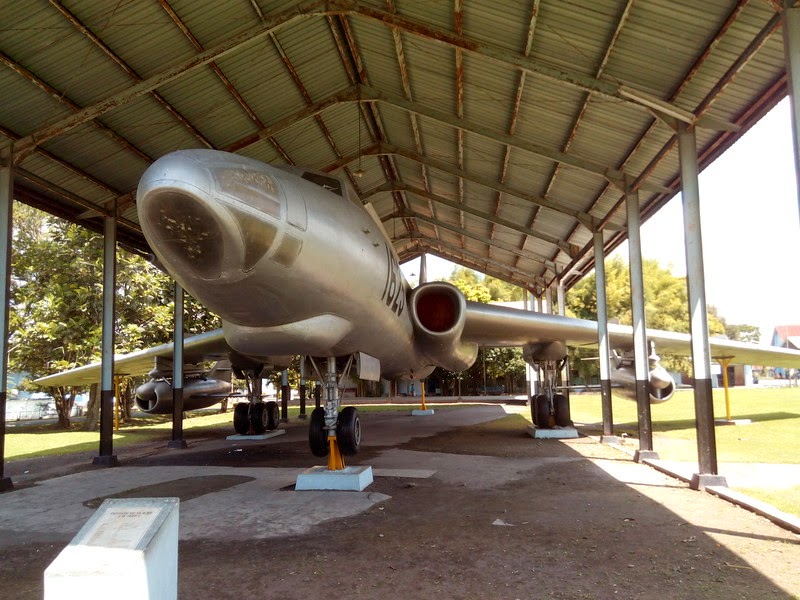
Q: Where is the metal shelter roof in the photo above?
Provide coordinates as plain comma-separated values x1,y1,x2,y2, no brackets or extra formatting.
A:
0,0,791,292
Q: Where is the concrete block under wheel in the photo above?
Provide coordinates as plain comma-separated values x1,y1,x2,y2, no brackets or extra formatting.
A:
527,425,579,439
412,408,435,416
295,466,373,491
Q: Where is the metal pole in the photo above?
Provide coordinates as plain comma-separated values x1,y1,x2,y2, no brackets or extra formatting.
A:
0,158,14,491
594,232,617,443
168,283,187,449
280,368,289,422
677,123,726,490
419,254,428,285
626,183,657,460
298,356,307,419
94,207,119,467
783,2,800,220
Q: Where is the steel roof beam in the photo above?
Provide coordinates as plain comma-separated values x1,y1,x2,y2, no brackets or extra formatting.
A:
368,181,577,257
350,1,734,129
362,86,672,194
387,209,557,271
394,232,545,287
375,143,597,228
9,0,333,159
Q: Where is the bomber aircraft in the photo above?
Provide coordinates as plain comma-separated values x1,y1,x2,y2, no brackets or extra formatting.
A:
36,149,800,465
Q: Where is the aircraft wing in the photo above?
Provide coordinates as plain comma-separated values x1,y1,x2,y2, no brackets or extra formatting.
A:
462,302,800,368
34,329,230,388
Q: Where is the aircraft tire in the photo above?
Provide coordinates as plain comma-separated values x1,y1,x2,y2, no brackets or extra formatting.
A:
233,402,250,435
337,406,361,456
309,407,329,457
266,401,280,430
553,393,571,427
534,394,551,428
250,403,267,435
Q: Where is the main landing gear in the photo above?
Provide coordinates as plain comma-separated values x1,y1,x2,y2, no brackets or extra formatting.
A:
530,357,572,429
305,355,361,470
231,367,280,436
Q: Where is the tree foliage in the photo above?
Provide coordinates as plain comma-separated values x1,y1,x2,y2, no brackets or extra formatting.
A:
9,203,220,428
566,256,740,376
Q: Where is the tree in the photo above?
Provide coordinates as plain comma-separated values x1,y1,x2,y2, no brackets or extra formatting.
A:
567,256,730,375
9,203,220,428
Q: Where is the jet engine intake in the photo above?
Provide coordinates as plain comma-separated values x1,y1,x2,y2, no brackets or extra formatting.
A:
609,360,675,404
409,282,478,372
135,377,231,413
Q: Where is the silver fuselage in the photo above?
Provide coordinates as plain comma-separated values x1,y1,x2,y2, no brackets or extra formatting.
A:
137,150,429,379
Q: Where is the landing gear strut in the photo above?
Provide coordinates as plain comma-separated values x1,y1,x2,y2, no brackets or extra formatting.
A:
306,356,361,469
530,357,572,428
232,367,280,435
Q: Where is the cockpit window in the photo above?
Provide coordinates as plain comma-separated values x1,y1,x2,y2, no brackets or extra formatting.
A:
301,172,342,197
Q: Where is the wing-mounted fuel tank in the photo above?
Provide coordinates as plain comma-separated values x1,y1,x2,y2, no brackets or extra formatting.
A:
610,351,675,404
135,360,232,414
408,282,478,372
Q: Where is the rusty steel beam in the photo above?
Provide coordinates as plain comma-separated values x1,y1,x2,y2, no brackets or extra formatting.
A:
161,0,295,162
11,0,334,159
0,50,152,164
517,0,634,271
491,0,539,258
367,181,575,255
350,1,726,128
395,232,545,287
50,0,213,149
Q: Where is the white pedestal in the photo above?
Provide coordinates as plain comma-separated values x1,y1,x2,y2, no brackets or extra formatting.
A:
45,498,179,600
412,408,435,416
527,425,579,439
295,466,373,491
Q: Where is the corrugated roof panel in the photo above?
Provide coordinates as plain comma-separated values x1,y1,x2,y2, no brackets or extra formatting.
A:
40,124,148,192
213,40,309,129
165,0,259,49
270,18,353,102
399,35,456,109
567,101,652,170
18,151,115,205
62,1,194,85
0,68,76,139
515,75,589,153
6,14,134,109
461,53,519,135
532,0,625,77
156,67,257,148
462,0,534,53
99,94,202,159
347,17,408,99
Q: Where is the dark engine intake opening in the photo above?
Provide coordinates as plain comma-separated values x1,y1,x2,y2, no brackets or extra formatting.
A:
415,290,458,332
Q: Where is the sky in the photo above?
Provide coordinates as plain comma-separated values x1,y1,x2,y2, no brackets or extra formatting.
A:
401,98,800,343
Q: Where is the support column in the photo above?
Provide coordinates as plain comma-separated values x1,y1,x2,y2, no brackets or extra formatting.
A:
298,356,307,419
280,369,289,422
0,157,15,491
168,283,187,449
626,182,658,461
677,124,726,490
93,207,119,467
419,254,428,284
556,269,569,405
783,2,800,218
594,232,617,444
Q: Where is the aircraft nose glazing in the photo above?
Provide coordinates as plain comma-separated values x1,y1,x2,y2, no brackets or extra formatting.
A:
138,150,287,282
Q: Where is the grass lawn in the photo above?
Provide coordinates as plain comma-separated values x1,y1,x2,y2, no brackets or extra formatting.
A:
568,385,800,515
